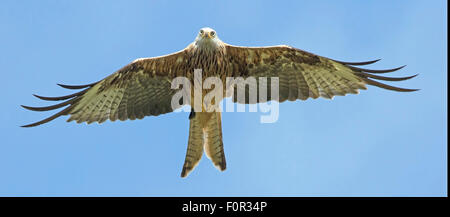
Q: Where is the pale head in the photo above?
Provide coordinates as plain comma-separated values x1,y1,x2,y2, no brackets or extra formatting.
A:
194,27,223,50
198,27,217,39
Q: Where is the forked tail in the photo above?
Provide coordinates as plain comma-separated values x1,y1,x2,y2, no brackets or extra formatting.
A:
181,112,226,178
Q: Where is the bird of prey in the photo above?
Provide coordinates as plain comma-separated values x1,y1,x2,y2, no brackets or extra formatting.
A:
21,27,418,177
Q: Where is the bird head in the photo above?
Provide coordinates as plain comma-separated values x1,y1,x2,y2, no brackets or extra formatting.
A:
193,27,224,51
198,27,217,39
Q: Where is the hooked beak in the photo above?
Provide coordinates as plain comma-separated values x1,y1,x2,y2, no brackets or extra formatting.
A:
202,32,213,39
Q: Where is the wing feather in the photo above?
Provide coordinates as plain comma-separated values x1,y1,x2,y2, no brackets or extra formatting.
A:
225,44,417,103
287,68,298,101
22,49,190,127
293,68,309,100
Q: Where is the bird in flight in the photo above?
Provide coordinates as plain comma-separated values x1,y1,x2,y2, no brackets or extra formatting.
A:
21,27,418,177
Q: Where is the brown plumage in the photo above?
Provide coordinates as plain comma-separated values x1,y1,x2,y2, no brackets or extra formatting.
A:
21,27,418,177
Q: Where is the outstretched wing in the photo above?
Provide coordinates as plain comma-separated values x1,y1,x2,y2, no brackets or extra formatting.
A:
225,44,418,103
21,49,191,127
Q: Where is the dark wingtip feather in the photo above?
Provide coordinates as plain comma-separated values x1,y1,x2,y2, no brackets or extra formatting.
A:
357,72,419,82
21,104,48,112
32,89,88,101
57,81,98,89
20,123,37,128
22,80,97,127
335,59,381,66
363,77,419,92
350,65,406,74
20,98,75,112
21,106,72,128
32,94,71,101
21,104,44,111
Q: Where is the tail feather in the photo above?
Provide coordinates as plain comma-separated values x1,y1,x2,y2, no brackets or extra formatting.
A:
204,112,226,172
181,112,226,178
181,113,204,178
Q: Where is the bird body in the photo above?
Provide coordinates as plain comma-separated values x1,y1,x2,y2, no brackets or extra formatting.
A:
22,27,417,177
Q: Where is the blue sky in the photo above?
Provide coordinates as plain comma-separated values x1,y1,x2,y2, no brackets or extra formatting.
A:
0,0,446,196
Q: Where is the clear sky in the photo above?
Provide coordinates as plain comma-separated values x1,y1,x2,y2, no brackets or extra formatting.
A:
0,0,446,196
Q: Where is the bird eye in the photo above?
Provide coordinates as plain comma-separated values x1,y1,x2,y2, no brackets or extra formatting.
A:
199,29,204,35
210,31,215,37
